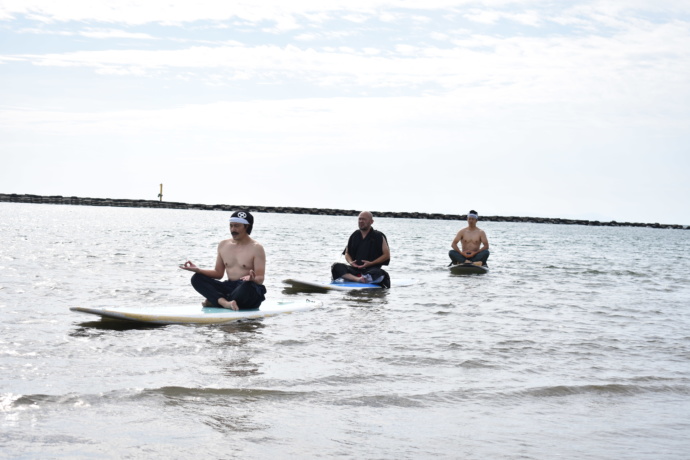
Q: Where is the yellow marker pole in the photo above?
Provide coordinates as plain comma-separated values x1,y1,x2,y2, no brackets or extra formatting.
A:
158,184,163,201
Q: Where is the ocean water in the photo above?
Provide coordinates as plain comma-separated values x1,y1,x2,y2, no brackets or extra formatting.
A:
1,202,689,459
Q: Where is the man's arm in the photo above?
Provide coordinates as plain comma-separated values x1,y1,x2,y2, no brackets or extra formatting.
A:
179,246,226,279
344,247,354,265
240,243,266,284
451,230,463,253
252,244,266,284
479,230,489,253
345,246,368,269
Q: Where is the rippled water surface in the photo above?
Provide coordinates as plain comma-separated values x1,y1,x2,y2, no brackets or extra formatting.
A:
1,203,689,459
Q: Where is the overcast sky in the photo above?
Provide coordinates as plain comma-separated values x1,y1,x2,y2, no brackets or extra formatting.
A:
1,0,689,224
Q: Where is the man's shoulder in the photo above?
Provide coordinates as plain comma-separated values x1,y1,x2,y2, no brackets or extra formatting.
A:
219,238,234,247
219,237,263,248
366,228,387,241
470,227,488,238
242,236,263,248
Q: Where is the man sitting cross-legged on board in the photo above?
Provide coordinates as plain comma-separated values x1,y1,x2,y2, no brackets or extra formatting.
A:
180,210,266,310
449,210,490,267
331,211,391,288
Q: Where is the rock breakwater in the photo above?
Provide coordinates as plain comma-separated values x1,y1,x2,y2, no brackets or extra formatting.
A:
1,193,686,229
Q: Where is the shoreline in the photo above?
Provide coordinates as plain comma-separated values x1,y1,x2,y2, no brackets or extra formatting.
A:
1,193,687,230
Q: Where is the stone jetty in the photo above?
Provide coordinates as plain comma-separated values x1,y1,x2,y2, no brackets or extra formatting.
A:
0,193,686,229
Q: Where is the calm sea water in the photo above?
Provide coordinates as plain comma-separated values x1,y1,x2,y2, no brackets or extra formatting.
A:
1,202,689,459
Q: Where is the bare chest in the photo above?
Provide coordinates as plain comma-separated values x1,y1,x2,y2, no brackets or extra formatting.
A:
219,242,255,270
461,229,483,245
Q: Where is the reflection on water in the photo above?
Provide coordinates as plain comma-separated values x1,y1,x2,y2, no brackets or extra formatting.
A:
71,319,166,333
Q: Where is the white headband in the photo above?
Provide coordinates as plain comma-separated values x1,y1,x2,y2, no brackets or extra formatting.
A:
229,217,249,225
468,213,478,219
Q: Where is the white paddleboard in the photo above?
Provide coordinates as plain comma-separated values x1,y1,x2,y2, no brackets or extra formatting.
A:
449,263,489,275
70,299,321,325
283,278,416,292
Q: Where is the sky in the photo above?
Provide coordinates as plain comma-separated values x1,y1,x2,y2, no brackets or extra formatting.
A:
1,0,689,225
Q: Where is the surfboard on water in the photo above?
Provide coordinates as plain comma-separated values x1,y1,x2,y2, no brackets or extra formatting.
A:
70,299,321,325
284,279,381,291
449,262,489,275
283,278,416,292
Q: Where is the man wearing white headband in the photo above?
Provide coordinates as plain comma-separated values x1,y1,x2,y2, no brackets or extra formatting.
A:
449,209,490,266
179,210,267,310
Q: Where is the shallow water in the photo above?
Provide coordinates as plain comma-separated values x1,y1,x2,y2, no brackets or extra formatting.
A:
1,203,689,459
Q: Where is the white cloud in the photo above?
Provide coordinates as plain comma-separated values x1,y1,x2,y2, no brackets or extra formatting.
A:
463,9,502,25
79,28,157,40
463,8,542,26
2,0,684,27
13,26,155,40
430,32,450,41
6,14,687,114
510,10,541,26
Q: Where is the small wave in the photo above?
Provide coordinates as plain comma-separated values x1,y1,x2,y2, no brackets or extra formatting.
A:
457,359,497,369
1,393,23,412
413,302,455,308
583,268,608,275
495,339,538,347
139,386,304,401
333,394,425,408
3,387,306,412
521,383,690,397
305,372,400,387
274,339,309,346
410,381,690,406
376,355,449,367
612,270,648,277
4,392,94,410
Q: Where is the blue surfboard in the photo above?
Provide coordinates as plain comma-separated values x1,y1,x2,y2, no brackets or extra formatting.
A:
283,278,415,292
284,279,380,291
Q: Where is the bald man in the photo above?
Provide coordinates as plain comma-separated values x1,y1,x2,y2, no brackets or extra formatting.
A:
331,211,391,288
